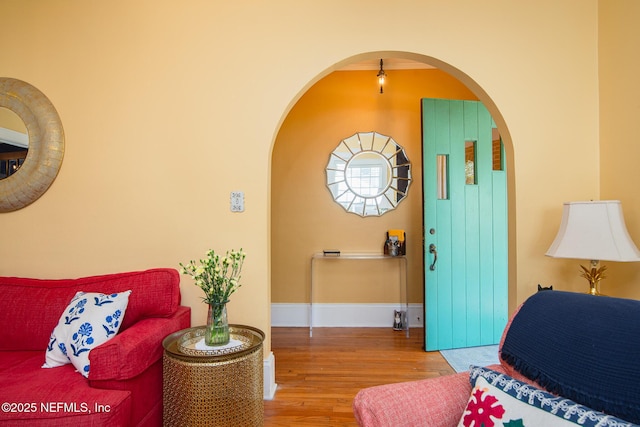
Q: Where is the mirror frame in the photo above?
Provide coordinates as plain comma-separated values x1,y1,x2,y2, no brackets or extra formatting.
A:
325,131,411,217
0,78,64,212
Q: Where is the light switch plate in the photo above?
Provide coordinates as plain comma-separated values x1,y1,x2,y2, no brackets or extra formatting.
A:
230,191,244,212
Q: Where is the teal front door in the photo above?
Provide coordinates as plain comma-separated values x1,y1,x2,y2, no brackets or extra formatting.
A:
422,98,508,351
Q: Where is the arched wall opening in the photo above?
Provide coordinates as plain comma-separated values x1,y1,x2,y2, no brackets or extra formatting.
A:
270,51,517,330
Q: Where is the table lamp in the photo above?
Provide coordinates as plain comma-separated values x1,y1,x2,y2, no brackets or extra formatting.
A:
546,200,640,295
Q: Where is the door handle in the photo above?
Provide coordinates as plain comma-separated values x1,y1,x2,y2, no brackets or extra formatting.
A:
429,244,438,271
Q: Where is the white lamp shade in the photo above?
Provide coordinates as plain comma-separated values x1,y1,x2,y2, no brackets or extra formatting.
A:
546,200,640,262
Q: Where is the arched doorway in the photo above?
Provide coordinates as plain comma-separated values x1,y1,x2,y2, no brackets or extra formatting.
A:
270,52,515,347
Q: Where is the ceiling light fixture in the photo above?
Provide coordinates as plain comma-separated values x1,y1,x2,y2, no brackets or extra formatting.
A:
377,59,386,94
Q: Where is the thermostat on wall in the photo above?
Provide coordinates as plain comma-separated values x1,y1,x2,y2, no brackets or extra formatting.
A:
230,191,244,212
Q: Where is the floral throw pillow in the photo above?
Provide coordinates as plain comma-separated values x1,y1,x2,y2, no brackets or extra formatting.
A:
457,366,638,427
43,290,131,378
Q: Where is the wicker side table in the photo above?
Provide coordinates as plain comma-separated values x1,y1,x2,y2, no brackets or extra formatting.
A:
162,325,264,427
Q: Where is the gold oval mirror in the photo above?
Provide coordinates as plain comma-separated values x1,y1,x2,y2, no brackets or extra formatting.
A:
0,78,64,212
326,131,411,217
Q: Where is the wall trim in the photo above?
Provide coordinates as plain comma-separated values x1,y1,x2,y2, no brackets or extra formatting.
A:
263,351,277,400
271,303,424,328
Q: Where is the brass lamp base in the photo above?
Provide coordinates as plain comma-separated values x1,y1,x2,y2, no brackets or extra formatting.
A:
580,261,607,296
585,285,606,296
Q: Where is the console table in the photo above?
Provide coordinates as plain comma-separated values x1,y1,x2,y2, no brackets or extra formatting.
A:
162,325,264,427
310,252,409,337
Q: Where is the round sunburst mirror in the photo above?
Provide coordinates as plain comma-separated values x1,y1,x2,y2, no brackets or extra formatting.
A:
326,131,411,217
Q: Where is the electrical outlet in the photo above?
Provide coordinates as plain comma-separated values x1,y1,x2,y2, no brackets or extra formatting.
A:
230,191,244,212
412,313,423,327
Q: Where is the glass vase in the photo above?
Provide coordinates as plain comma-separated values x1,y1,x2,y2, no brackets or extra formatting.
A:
206,301,230,346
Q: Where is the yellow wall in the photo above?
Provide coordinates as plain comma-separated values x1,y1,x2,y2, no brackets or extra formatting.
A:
1,0,619,356
599,0,640,298
272,69,477,304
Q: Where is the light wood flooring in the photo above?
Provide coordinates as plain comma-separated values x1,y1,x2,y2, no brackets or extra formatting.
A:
264,327,455,426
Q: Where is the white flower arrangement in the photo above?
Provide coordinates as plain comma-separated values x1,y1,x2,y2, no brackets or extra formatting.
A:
179,248,246,305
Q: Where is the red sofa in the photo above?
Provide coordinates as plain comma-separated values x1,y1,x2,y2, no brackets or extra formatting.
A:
0,268,191,426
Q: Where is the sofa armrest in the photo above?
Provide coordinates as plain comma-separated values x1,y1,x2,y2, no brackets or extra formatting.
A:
88,306,190,381
353,372,472,427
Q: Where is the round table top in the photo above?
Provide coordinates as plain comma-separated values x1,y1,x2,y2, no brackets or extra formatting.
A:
163,324,264,361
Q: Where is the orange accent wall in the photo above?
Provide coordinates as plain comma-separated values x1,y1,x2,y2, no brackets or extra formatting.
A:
271,69,477,304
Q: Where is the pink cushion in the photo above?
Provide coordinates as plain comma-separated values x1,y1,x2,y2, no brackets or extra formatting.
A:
354,370,477,426
0,268,181,351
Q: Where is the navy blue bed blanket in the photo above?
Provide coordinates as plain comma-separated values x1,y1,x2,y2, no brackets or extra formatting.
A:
501,290,640,424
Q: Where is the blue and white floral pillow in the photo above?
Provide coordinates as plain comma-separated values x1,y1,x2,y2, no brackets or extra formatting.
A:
43,290,131,378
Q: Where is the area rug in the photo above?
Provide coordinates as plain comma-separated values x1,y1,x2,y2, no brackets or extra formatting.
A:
439,345,499,373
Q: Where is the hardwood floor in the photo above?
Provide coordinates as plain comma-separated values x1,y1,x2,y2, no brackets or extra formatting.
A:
264,327,455,426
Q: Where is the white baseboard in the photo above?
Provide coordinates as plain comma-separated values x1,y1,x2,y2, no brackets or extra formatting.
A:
271,303,424,328
263,351,277,400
